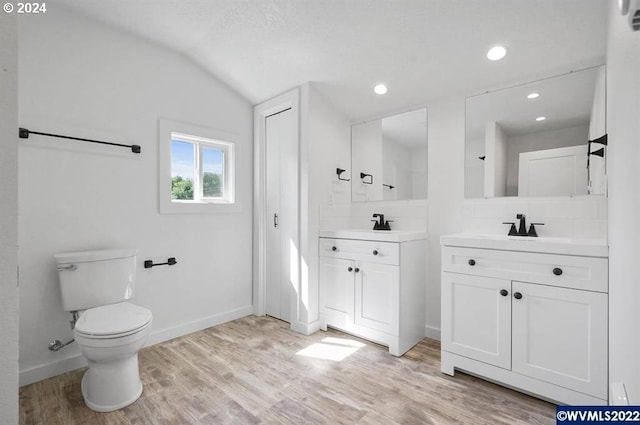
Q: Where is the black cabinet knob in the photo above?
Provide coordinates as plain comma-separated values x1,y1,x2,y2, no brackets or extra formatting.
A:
553,267,563,276
354,267,360,273
468,259,476,266
348,266,353,272
373,250,379,256
514,292,523,300
500,289,508,297
331,246,337,251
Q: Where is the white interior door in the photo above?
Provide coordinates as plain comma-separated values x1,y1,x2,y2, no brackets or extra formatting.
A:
518,145,588,197
265,109,294,322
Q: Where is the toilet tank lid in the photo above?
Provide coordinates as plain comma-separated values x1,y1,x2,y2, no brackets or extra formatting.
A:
54,248,138,264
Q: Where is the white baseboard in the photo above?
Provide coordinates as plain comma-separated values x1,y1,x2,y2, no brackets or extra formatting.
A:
424,324,441,341
144,305,253,346
19,304,253,387
290,320,322,336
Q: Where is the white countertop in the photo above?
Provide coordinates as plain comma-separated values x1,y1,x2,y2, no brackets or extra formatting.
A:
440,233,608,257
319,229,427,243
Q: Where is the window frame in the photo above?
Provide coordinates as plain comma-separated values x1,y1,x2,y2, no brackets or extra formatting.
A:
159,119,239,214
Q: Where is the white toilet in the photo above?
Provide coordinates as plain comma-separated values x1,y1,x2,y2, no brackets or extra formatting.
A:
54,248,153,412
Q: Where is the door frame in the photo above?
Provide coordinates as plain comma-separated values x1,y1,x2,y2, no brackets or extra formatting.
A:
253,89,300,319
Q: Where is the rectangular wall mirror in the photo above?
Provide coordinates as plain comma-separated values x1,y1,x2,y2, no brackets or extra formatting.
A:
351,108,428,202
465,65,606,199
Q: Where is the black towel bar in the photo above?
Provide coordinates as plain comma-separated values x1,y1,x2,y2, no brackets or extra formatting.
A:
19,128,141,154
144,258,177,269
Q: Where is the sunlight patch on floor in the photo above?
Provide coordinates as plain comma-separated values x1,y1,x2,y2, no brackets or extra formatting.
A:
296,337,366,361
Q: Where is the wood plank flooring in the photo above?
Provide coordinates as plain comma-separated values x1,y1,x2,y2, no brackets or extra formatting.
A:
20,316,556,425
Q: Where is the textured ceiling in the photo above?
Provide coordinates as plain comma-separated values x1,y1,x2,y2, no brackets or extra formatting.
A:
52,0,609,122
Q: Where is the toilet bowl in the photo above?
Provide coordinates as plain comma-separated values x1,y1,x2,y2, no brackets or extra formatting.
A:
74,301,153,412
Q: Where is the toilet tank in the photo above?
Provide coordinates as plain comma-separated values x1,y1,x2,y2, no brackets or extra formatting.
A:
54,249,138,312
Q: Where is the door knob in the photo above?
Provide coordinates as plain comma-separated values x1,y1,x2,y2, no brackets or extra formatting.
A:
500,289,508,296
468,259,476,266
373,250,379,256
553,267,563,276
514,292,523,300
348,266,353,272
354,267,360,273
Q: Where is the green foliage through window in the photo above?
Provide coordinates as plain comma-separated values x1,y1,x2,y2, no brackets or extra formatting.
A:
171,176,194,200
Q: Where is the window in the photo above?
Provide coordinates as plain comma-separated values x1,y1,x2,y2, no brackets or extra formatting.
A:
170,133,232,203
159,119,238,214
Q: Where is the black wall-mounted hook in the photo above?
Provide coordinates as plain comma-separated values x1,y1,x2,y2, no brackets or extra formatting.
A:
144,257,177,268
383,184,395,190
588,148,605,157
336,168,350,181
478,155,486,161
589,134,608,146
360,172,373,185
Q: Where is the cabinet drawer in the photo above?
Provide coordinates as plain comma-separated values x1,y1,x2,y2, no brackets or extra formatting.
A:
319,238,399,265
442,246,607,293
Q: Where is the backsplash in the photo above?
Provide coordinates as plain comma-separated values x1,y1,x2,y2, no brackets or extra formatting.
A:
319,200,428,231
462,195,607,241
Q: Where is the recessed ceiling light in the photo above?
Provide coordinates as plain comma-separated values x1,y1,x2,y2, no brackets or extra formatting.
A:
536,116,546,121
527,92,540,99
487,45,507,61
374,84,388,95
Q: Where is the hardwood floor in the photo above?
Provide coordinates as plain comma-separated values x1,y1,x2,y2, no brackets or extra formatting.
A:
20,316,556,425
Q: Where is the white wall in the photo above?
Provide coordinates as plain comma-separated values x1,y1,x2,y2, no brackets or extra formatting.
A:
505,124,589,196
606,3,640,404
426,98,466,337
298,83,351,331
0,11,19,425
18,7,253,385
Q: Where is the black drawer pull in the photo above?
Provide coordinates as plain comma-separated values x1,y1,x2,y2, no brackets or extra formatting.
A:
500,289,508,297
331,246,337,251
514,292,523,300
553,267,563,276
348,266,353,272
354,267,360,273
373,250,379,256
468,259,476,266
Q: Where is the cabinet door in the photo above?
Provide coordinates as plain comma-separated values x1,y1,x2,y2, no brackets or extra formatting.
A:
354,262,399,334
442,272,511,369
511,281,608,399
319,257,355,322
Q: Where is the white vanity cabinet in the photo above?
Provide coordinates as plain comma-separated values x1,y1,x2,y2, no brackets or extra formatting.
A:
440,236,609,405
318,230,426,356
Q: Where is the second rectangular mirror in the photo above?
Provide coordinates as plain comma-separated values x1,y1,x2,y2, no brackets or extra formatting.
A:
352,108,428,202
465,65,606,199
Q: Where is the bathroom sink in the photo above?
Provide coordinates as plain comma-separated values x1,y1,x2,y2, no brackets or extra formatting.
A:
440,233,608,257
319,229,427,243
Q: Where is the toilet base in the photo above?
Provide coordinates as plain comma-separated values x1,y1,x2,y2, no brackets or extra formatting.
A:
81,353,143,412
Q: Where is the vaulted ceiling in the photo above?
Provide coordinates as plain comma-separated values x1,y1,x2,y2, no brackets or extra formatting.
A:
54,0,609,121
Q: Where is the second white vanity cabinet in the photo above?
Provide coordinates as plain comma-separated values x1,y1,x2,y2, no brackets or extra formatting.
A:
440,235,609,405
318,230,426,356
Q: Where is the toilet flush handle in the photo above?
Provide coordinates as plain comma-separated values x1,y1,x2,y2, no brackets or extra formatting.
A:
57,264,78,271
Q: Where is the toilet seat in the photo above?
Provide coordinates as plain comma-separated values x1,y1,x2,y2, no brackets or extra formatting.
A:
75,302,152,339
